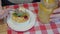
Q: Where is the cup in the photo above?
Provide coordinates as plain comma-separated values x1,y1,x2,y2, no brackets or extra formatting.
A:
41,0,58,8
38,0,58,24
38,4,53,24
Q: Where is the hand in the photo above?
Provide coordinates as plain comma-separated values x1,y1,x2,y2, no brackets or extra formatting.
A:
0,10,5,15
0,8,8,19
0,9,5,19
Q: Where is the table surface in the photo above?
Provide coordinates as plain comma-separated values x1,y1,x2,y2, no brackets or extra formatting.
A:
1,2,60,34
0,23,7,34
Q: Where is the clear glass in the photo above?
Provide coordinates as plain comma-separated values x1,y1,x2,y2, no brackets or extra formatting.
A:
38,0,58,24
41,0,58,8
0,10,7,33
0,0,7,33
0,10,8,25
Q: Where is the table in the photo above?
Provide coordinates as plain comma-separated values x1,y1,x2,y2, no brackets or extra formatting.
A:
0,23,7,34
4,2,60,34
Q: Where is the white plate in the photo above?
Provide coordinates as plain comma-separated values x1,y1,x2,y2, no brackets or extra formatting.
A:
7,9,36,31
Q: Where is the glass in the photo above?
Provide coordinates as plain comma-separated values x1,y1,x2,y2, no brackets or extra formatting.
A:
0,9,8,25
0,0,7,33
0,10,7,33
0,9,7,33
38,0,58,24
41,0,58,8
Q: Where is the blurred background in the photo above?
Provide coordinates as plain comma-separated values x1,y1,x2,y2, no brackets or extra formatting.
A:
1,0,40,6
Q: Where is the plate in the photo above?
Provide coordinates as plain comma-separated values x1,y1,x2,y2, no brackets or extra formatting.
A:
7,9,36,31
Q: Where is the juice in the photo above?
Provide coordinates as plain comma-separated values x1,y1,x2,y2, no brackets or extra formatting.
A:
38,0,58,24
38,3,53,24
41,0,58,8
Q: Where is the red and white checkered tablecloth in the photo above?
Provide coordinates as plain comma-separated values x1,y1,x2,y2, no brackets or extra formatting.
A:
5,2,60,34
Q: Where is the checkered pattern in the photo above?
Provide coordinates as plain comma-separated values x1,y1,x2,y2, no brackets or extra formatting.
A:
4,2,60,34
